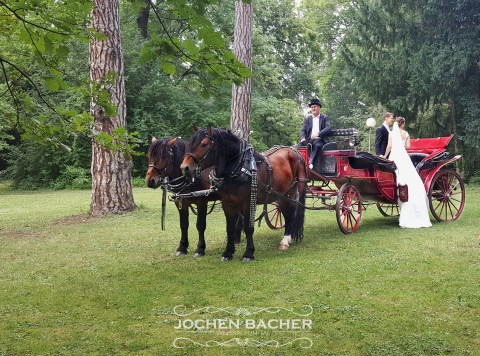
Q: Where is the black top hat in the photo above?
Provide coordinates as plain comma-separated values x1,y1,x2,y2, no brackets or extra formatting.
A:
308,98,322,108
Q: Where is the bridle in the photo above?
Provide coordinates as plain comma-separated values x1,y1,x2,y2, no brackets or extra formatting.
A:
148,146,174,179
185,133,214,167
148,163,167,176
148,146,192,192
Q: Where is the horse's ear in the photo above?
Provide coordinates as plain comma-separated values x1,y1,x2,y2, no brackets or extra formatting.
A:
167,137,177,147
193,125,199,132
151,136,157,143
207,126,213,136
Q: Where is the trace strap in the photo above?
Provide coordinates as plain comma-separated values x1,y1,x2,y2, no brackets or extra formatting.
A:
161,184,167,231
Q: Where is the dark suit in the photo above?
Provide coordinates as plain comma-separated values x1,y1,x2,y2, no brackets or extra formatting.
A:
300,114,332,164
375,125,389,156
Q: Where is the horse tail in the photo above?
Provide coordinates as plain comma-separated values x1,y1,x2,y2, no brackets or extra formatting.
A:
290,150,307,242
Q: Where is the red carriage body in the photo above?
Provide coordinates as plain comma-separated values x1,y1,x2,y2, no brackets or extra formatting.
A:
290,130,465,234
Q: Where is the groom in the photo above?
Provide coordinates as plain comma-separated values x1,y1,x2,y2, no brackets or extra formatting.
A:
375,112,394,157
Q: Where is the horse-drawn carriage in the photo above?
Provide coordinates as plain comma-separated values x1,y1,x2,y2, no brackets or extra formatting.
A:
265,129,465,234
148,126,465,261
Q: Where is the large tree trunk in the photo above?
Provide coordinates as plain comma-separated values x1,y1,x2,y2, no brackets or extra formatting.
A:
89,0,135,216
136,0,150,39
230,0,253,140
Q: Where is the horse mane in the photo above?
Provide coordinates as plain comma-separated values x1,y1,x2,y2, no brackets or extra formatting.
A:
148,138,187,169
212,128,242,160
189,128,243,163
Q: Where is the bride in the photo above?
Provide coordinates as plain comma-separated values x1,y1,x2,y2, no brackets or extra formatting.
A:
388,121,432,228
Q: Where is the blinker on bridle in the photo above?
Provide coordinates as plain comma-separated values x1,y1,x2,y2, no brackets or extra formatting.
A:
148,164,165,175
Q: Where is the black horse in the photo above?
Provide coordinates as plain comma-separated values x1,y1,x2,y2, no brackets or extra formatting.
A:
180,127,307,262
146,137,222,257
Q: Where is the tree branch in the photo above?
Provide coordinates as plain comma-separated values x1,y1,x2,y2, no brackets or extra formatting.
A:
0,58,21,120
0,0,72,36
0,56,62,117
147,0,232,80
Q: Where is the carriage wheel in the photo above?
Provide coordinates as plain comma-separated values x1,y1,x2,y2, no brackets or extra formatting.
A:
376,203,400,217
264,202,285,230
336,184,362,234
428,169,465,222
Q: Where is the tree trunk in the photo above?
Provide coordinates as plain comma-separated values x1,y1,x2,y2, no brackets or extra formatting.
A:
89,0,135,216
230,0,253,141
136,0,150,39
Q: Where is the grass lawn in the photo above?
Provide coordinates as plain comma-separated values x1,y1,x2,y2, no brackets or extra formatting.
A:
1,184,479,355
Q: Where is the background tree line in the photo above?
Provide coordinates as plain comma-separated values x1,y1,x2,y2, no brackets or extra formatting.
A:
1,0,479,192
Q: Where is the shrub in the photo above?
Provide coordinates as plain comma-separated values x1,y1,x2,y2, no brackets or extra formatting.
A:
132,176,146,187
53,166,91,190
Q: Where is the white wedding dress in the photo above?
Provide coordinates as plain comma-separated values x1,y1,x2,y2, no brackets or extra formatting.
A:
389,123,432,228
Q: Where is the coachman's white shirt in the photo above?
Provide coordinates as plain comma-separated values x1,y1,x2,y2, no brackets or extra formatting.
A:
311,115,320,139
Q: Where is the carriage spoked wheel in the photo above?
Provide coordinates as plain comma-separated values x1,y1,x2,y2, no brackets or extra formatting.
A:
336,183,362,234
263,202,285,230
428,169,465,222
376,203,400,217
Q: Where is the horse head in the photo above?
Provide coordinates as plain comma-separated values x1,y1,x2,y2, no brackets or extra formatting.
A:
181,127,216,179
146,137,180,188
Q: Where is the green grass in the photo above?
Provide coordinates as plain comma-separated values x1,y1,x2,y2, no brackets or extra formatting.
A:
1,186,479,355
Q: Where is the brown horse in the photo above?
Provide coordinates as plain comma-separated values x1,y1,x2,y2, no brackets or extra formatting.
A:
180,127,307,262
146,137,222,257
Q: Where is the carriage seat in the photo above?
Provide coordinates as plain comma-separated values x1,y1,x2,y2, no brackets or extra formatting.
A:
348,151,397,172
322,142,338,151
408,153,428,167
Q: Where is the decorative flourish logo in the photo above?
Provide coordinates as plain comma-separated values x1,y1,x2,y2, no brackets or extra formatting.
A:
171,305,314,348
172,305,313,317
173,337,313,349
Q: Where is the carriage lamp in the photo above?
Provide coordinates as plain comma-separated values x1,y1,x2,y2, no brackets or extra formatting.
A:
349,136,355,147
366,117,376,152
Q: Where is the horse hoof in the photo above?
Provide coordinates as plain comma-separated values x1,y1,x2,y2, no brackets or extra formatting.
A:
278,243,289,250
176,251,187,257
220,256,232,262
242,257,253,263
194,252,204,258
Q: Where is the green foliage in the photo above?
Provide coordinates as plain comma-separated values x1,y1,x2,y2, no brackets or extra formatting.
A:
251,97,300,151
131,176,146,187
53,165,91,190
4,136,91,190
0,124,14,152
0,0,251,158
134,0,251,89
6,141,66,190
0,0,91,130
3,0,479,187
253,0,324,100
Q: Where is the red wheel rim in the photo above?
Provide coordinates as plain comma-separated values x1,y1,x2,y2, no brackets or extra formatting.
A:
336,184,362,234
376,203,400,217
265,202,285,229
428,169,465,222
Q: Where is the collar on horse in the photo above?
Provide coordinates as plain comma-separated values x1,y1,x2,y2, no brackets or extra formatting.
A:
209,138,256,188
207,137,259,227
